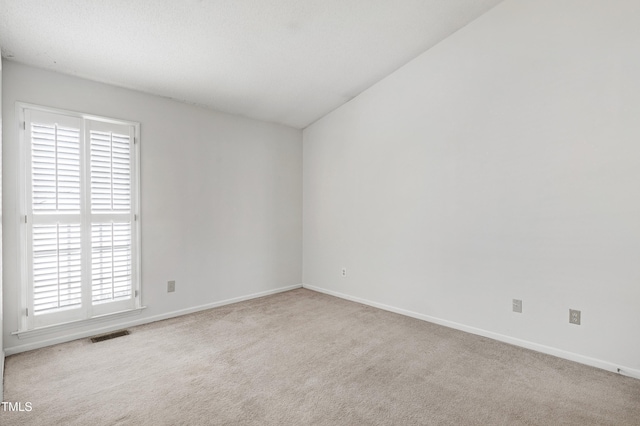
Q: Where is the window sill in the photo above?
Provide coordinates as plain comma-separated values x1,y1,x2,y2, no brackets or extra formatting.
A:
12,306,147,340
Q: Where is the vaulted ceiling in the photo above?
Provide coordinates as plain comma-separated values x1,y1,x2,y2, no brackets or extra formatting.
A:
0,0,503,128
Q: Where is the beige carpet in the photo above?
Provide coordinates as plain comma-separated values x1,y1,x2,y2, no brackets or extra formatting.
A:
2,288,639,425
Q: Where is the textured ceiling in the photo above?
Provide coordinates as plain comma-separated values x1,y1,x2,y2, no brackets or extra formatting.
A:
0,0,502,128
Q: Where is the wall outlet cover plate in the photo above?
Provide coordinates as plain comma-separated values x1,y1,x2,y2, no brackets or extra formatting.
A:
569,309,581,325
512,299,522,313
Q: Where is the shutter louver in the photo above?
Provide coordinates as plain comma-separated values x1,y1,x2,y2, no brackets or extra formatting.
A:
32,123,81,213
91,222,132,304
32,223,82,314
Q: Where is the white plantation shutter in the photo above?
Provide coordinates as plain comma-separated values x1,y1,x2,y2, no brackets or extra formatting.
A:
32,223,82,313
22,106,140,330
31,123,81,213
91,222,132,304
90,130,131,213
89,127,134,307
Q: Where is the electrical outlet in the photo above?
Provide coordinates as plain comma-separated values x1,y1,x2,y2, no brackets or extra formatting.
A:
569,309,581,325
341,267,347,278
167,280,176,293
512,299,522,313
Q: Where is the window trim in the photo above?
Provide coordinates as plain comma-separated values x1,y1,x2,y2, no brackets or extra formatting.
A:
15,102,142,334
12,306,146,340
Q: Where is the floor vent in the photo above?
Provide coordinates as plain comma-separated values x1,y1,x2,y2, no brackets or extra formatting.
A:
90,330,130,343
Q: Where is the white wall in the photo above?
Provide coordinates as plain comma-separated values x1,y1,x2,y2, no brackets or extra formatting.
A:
0,54,4,399
3,61,302,353
303,0,640,374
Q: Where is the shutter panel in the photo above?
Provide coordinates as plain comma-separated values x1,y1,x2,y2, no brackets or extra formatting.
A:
32,223,82,314
91,222,132,304
112,133,132,212
31,123,81,213
90,126,133,305
90,130,131,213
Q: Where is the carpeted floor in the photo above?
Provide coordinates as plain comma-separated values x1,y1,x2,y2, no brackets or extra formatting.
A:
2,288,639,425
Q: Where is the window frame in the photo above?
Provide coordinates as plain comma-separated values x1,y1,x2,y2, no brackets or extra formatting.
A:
16,102,142,334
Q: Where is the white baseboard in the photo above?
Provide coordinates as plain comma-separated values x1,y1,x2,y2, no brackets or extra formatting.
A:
5,284,303,356
303,284,640,380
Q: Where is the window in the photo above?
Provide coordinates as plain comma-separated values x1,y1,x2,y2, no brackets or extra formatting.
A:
18,104,141,331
